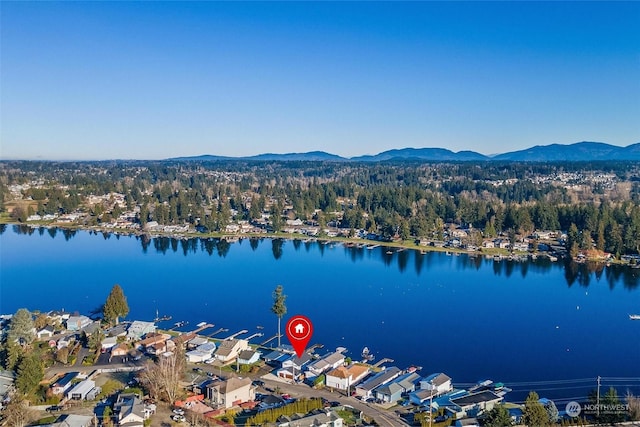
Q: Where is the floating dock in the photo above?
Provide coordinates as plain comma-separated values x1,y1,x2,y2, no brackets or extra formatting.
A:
224,329,248,340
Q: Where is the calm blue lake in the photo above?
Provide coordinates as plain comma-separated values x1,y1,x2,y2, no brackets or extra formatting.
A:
1,224,639,402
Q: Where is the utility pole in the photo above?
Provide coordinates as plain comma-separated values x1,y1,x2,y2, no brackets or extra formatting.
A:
429,379,434,427
596,376,601,417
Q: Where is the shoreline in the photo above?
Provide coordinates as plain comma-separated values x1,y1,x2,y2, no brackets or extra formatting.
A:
2,217,633,266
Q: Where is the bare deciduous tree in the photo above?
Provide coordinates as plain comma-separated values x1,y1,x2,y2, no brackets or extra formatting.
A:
0,392,37,427
139,345,186,403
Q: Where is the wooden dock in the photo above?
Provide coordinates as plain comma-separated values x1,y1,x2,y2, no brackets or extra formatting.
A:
373,358,394,368
224,329,248,340
207,327,228,337
245,332,264,341
192,323,214,334
260,334,279,346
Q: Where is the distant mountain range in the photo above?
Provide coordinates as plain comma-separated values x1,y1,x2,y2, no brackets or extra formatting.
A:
169,142,640,162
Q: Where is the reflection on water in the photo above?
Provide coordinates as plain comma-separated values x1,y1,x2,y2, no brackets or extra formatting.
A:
10,225,640,290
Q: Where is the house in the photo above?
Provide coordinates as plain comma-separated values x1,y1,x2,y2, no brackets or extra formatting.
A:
494,239,511,249
206,377,254,409
186,342,217,363
374,372,421,404
448,390,503,419
106,323,128,338
36,325,55,340
277,353,313,381
420,373,452,396
40,414,93,427
214,339,249,363
277,409,344,427
137,332,168,351
66,379,96,400
101,336,118,351
56,335,75,350
51,372,78,395
481,240,495,249
126,321,156,341
325,364,370,391
259,394,286,411
513,242,529,252
65,315,92,331
305,352,345,378
114,393,147,427
355,367,401,398
238,350,261,365
0,370,15,406
263,350,290,368
187,336,209,350
111,343,129,357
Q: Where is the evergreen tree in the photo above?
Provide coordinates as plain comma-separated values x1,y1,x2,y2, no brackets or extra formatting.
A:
522,391,549,426
484,404,513,427
271,285,287,348
15,353,43,396
103,284,129,325
8,308,35,346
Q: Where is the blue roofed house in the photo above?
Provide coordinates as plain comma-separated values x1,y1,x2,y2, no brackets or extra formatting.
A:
263,350,290,368
51,372,78,395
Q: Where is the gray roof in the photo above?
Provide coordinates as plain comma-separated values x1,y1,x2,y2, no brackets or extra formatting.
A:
358,367,401,391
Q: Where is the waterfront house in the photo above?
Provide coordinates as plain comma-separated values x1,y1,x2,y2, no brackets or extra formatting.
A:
481,240,495,249
106,323,128,338
206,377,254,409
325,364,370,392
126,321,156,341
374,372,421,404
420,373,452,396
114,393,147,427
187,336,209,350
66,315,92,331
277,353,313,381
263,350,290,368
355,367,401,398
238,350,261,365
305,351,345,378
51,372,78,395
214,339,249,363
448,390,503,419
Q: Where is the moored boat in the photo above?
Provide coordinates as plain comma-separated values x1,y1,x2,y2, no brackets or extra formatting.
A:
630,314,640,320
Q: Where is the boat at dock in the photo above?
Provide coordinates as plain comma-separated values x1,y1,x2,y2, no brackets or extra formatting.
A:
630,314,640,320
361,347,375,362
174,320,189,328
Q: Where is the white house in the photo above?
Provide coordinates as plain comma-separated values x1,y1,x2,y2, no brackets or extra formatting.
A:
325,364,370,391
36,326,55,340
42,414,93,427
420,373,452,396
206,377,255,409
306,352,345,378
101,336,118,351
66,379,96,401
114,393,147,427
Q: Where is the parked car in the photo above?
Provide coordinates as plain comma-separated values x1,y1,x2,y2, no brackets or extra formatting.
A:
172,408,185,416
171,414,186,422
252,380,265,387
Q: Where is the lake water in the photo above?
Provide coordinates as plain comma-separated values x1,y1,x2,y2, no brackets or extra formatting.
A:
1,224,639,402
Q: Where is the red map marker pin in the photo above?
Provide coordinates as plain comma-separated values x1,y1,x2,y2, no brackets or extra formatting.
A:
285,315,313,358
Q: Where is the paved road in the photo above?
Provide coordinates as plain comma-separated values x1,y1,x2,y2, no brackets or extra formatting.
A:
259,377,410,426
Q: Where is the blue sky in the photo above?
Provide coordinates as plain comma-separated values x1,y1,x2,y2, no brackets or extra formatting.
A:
1,2,639,160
